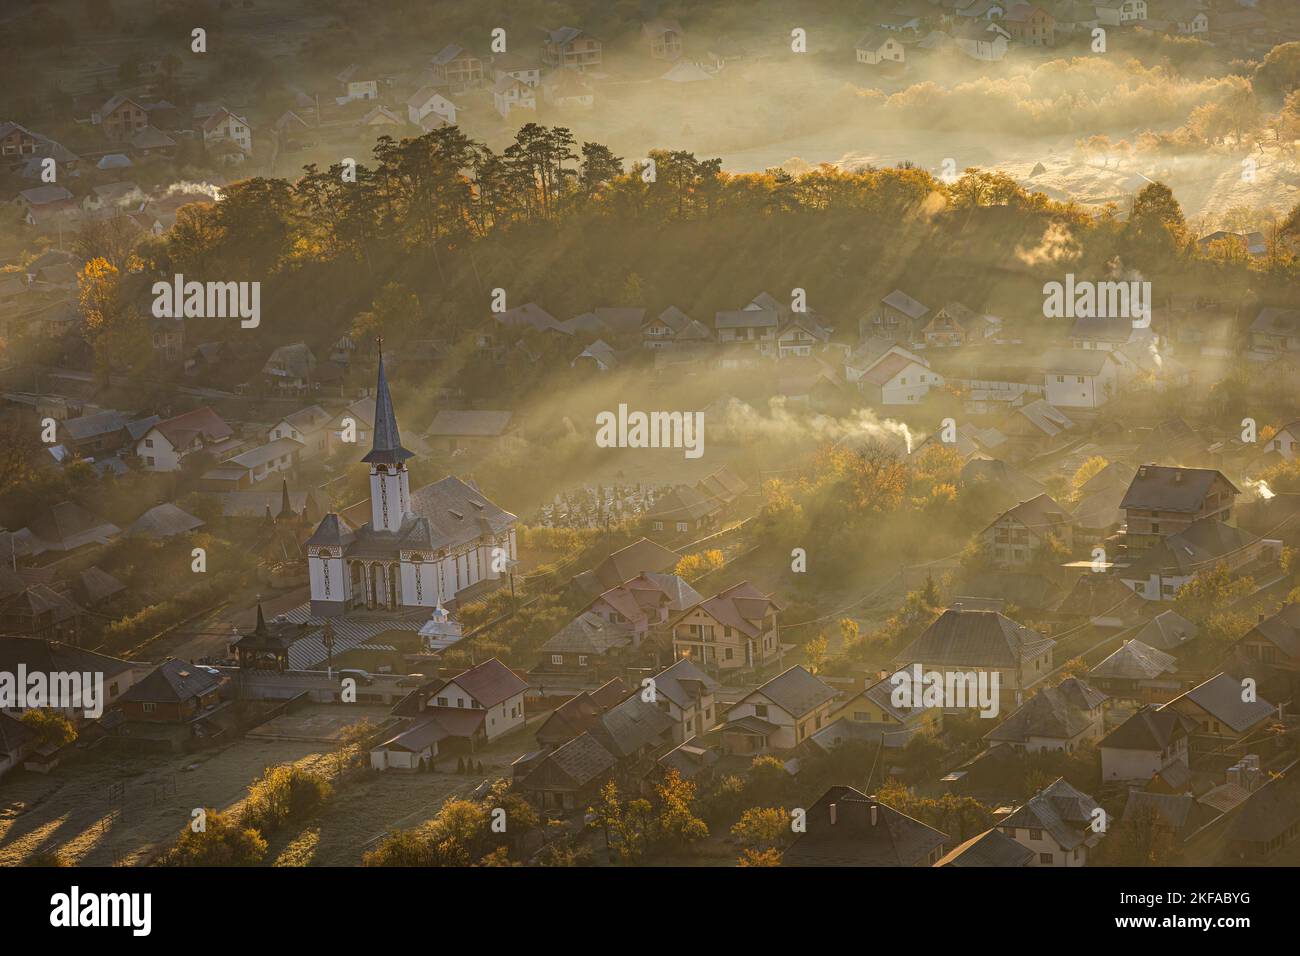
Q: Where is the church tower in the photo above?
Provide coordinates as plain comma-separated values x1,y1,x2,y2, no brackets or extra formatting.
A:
362,350,414,533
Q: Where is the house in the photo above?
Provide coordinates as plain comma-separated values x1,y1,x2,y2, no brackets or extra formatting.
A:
492,51,541,87
645,484,719,535
425,410,517,455
1094,0,1147,27
201,108,252,154
135,407,236,471
857,352,944,405
952,20,1011,60
1069,316,1138,351
1120,464,1240,553
93,94,150,141
642,19,684,60
203,437,303,490
874,290,930,340
0,712,37,780
855,30,906,64
18,501,121,557
370,719,445,771
983,677,1107,753
0,571,84,644
569,537,682,599
431,44,485,91
1166,673,1275,747
1088,640,1181,707
336,65,378,102
262,342,317,393
820,669,944,748
1198,230,1264,257
118,658,225,727
715,308,778,354
1224,768,1300,864
323,398,375,455
587,693,676,763
540,27,602,72
1099,704,1196,782
641,306,708,350
1043,348,1119,408
1003,3,1055,45
1249,307,1300,355
998,778,1103,866
493,75,539,119
895,609,1056,711
935,827,1035,866
533,678,628,749
1119,517,1268,602
421,658,528,742
670,582,784,675
59,410,156,458
0,636,142,717
406,88,459,128
517,731,617,812
783,786,948,866
720,665,837,753
359,105,405,128
536,611,635,676
981,493,1073,568
776,314,832,358
1122,790,1221,849
922,301,1000,347
844,337,928,386
1260,420,1300,461
1237,603,1300,697
648,658,719,743
267,406,332,460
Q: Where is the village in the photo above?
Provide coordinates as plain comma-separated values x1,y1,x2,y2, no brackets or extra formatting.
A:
1,0,1300,879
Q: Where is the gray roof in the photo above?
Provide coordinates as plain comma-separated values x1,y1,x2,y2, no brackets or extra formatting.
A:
120,658,222,704
985,678,1106,744
1100,705,1196,751
590,695,675,757
1124,518,1260,577
427,409,513,438
1089,640,1178,681
62,410,127,442
936,827,1034,867
1133,610,1199,651
715,308,778,330
127,503,204,539
1120,465,1237,513
523,731,617,790
1176,673,1274,732
541,611,634,655
882,289,929,320
783,786,947,866
651,658,718,709
745,665,837,719
1000,778,1099,851
898,609,1055,668
1250,602,1300,659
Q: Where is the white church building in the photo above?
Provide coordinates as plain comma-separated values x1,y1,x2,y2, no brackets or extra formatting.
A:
305,356,517,616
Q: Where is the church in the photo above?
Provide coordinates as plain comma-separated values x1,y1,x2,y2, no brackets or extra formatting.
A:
305,355,518,617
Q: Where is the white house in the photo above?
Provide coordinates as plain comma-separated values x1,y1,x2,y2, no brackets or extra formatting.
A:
267,406,332,460
1043,348,1119,408
406,88,459,127
429,658,527,741
952,21,1010,61
1095,0,1147,26
721,666,838,752
493,75,537,119
1264,421,1300,460
1099,705,1193,783
999,778,1103,866
200,108,252,154
136,407,236,471
855,30,905,65
858,352,944,405
650,658,720,743
492,52,541,87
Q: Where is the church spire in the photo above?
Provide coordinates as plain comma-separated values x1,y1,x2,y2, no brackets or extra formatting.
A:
361,343,414,467
278,478,294,519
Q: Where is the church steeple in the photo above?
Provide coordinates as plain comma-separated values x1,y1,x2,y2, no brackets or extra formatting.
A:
362,345,414,467
363,343,413,534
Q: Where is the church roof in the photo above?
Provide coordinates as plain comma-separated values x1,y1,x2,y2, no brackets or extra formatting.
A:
361,353,414,466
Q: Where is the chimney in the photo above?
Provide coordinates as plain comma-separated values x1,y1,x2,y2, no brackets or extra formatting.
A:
828,802,837,825
870,803,878,826
1260,612,1267,622
1174,471,1183,484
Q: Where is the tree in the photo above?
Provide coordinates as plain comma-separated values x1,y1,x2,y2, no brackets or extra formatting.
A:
804,634,828,674
1070,456,1109,498
654,770,709,851
1173,563,1254,622
20,709,77,748
1125,182,1189,265
731,806,788,852
1097,802,1177,866
158,809,268,866
737,847,782,866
